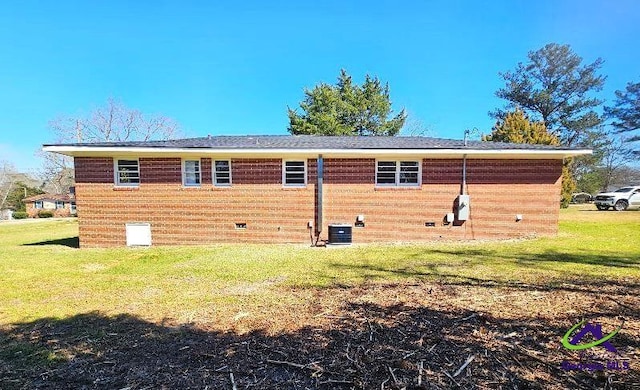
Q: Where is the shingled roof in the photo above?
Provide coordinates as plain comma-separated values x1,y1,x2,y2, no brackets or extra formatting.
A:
44,135,583,150
23,193,73,202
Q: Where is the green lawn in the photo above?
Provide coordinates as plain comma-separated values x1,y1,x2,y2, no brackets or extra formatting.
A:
1,206,638,327
1,207,639,389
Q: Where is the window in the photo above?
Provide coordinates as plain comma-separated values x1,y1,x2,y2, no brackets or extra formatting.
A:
376,161,397,185
376,161,421,187
214,160,231,186
55,201,64,209
34,201,43,209
115,159,140,186
183,159,201,186
283,160,306,186
70,202,77,214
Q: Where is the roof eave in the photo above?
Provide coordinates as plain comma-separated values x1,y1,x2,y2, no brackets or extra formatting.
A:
42,145,592,159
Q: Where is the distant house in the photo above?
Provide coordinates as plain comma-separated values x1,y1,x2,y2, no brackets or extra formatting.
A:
43,135,591,248
23,193,76,218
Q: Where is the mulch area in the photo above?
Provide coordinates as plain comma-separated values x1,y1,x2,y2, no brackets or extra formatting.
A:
1,279,639,389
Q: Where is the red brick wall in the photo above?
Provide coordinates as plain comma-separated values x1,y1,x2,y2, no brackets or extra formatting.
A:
75,157,113,183
140,158,181,183
232,159,281,184
75,158,314,247
201,158,212,185
73,157,562,247
324,158,374,184
323,159,562,242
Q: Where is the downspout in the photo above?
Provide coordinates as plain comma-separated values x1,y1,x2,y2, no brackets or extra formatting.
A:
462,129,468,195
315,154,323,245
461,153,468,240
462,154,467,195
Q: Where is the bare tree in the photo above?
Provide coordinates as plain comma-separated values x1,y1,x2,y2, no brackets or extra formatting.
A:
38,152,74,194
400,115,435,137
49,98,180,143
599,135,635,190
41,98,181,193
0,161,16,208
0,161,14,185
610,166,640,188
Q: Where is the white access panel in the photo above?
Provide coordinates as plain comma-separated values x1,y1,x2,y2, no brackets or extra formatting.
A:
125,223,152,246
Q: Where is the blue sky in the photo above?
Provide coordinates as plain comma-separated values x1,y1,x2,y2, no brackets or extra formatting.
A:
1,0,639,172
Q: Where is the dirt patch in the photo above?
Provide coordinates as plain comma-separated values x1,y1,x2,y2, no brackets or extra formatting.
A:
1,279,638,389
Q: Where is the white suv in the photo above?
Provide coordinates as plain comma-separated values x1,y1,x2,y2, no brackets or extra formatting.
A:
594,186,640,211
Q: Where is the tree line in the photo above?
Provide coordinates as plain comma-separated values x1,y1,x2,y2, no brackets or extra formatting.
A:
3,42,637,212
287,43,639,205
488,43,638,202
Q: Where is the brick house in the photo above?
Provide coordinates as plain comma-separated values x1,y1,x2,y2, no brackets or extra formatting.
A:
43,135,590,248
23,193,76,218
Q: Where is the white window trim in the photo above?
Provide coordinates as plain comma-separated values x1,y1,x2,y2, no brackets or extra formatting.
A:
213,159,232,187
34,200,43,209
55,200,65,209
113,158,140,187
282,159,307,187
182,158,202,187
375,159,422,187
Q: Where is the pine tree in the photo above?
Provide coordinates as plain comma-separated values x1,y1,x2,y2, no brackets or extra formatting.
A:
288,70,406,136
4,182,44,211
492,43,605,147
604,80,640,147
484,108,559,145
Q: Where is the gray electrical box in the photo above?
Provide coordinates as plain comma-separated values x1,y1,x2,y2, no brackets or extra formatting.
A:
457,195,470,221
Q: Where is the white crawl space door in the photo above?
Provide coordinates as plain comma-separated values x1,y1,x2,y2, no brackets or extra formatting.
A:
125,223,152,246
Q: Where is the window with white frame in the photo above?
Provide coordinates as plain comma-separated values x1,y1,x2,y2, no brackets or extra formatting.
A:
55,200,65,209
183,159,201,186
34,200,43,209
115,159,140,186
214,160,231,186
283,160,306,186
376,161,421,186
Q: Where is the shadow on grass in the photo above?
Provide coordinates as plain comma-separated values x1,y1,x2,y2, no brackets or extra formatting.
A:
22,237,79,249
330,262,640,305
2,301,636,389
409,248,640,268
